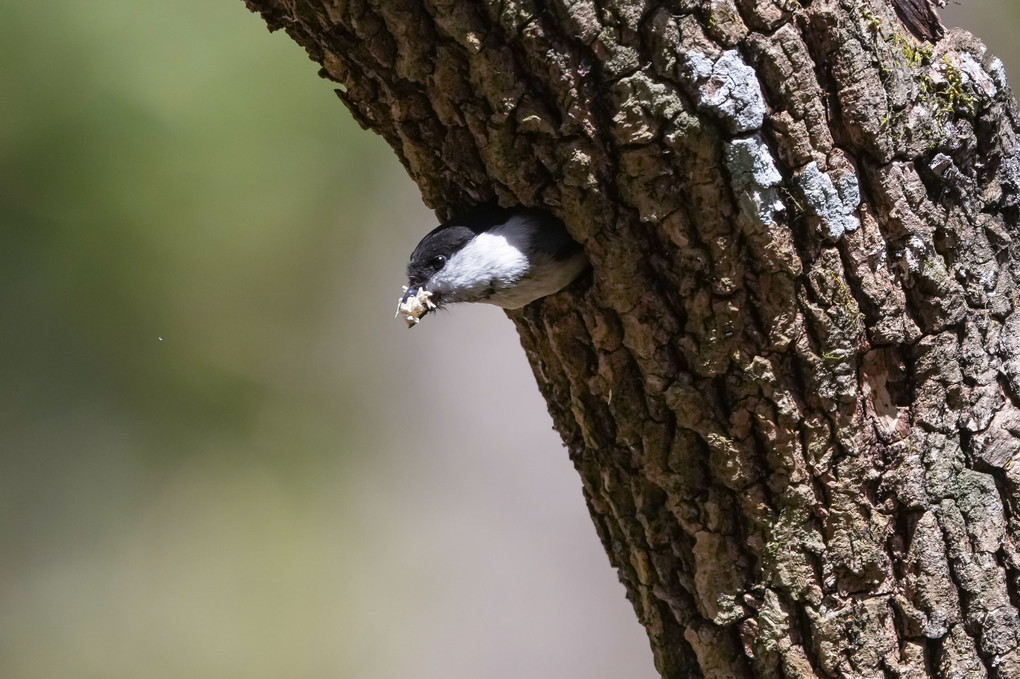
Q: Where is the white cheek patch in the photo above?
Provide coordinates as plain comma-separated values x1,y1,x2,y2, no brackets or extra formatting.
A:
428,219,533,302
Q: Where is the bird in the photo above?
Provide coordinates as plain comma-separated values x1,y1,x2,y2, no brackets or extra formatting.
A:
396,204,589,326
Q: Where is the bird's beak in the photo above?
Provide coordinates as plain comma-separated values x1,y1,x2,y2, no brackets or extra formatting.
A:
400,286,419,306
395,284,437,328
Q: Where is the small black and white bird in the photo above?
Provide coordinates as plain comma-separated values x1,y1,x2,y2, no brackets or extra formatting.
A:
396,204,588,326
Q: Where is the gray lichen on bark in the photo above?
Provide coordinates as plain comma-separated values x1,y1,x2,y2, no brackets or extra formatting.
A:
244,0,1020,676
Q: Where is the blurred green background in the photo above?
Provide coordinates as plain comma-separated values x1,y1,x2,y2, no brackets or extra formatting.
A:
0,2,1015,678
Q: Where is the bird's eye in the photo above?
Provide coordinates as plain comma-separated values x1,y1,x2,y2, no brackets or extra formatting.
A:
430,255,447,269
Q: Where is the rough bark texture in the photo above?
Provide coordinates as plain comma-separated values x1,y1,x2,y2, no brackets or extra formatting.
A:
244,0,1020,676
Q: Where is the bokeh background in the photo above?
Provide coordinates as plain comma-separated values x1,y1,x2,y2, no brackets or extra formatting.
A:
0,2,1015,678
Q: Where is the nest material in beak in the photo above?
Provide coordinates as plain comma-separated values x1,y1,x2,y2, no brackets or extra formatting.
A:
395,286,436,327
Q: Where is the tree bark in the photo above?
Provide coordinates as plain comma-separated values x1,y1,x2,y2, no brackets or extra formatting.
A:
243,0,1020,676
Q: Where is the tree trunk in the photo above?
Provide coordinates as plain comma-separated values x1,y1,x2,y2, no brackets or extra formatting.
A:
243,0,1020,676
